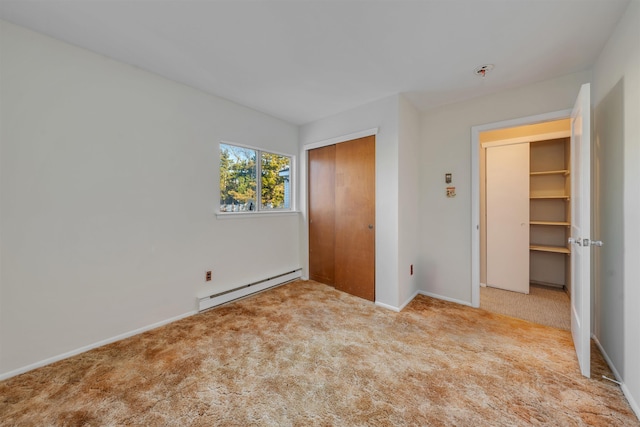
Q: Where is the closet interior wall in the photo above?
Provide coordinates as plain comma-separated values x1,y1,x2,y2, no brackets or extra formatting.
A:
529,137,572,291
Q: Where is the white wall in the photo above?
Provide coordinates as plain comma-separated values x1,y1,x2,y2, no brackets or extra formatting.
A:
299,95,400,308
419,70,591,304
592,0,640,416
593,80,624,374
398,95,421,307
0,21,300,377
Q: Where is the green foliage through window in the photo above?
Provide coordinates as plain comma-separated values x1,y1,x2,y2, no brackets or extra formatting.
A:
220,143,291,213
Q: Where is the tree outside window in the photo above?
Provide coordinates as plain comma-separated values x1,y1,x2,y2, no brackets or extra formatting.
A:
220,143,291,213
261,152,290,210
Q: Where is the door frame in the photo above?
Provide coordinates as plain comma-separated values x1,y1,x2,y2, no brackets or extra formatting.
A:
470,109,571,308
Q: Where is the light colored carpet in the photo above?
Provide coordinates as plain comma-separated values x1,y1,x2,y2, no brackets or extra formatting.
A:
481,284,571,330
1,280,637,426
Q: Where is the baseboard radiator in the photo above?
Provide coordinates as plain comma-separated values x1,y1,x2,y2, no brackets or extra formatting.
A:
198,269,302,312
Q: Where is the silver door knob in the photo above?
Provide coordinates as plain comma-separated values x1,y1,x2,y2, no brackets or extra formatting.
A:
568,237,581,246
591,240,603,247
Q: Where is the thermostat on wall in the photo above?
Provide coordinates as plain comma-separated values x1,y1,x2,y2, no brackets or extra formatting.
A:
446,187,456,198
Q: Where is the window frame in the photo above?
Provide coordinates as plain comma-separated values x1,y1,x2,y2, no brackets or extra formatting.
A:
218,141,296,216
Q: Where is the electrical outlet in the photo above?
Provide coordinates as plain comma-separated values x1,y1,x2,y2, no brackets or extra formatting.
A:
206,271,212,281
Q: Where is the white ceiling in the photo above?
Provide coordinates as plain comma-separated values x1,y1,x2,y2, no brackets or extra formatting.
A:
0,0,630,125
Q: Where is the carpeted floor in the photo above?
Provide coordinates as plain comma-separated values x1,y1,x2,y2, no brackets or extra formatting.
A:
480,284,571,330
1,280,638,426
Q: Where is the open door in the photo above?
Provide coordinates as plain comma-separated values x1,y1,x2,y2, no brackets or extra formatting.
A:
569,83,591,378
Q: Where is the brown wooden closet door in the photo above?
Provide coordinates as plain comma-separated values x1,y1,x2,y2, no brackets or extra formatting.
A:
308,144,336,285
335,136,375,301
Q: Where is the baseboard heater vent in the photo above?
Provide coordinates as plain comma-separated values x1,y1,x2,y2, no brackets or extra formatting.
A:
198,269,302,312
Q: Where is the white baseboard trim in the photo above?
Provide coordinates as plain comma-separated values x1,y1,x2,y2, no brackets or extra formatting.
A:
0,310,197,382
398,290,421,311
376,290,473,313
592,335,623,381
418,290,473,307
621,383,640,421
375,301,401,312
592,335,640,420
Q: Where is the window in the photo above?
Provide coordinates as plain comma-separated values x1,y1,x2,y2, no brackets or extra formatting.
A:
220,143,292,213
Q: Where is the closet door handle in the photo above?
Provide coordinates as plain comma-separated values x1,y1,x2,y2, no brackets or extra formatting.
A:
368,224,374,229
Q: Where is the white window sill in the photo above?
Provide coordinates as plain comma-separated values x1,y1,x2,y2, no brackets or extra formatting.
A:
215,210,301,219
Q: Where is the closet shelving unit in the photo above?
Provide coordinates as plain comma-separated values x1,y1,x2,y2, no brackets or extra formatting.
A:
529,138,571,287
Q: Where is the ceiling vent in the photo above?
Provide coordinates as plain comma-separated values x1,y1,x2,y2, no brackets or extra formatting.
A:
474,64,495,78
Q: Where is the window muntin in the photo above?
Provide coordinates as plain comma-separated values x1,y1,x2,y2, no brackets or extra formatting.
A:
220,143,292,213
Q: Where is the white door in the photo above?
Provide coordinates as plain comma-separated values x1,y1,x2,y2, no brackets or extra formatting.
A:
486,143,530,294
569,83,592,378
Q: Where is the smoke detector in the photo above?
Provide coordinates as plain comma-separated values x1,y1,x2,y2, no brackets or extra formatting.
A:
474,64,494,78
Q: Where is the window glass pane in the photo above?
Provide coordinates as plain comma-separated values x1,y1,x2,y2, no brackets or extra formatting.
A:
261,152,291,210
220,144,257,212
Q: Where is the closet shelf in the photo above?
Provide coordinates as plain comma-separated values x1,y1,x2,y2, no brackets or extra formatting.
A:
530,221,570,226
530,195,570,200
526,137,571,289
530,170,570,176
530,245,571,254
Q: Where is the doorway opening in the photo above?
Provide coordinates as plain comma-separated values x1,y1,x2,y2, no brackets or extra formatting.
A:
471,110,573,330
472,83,592,378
